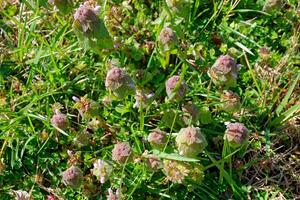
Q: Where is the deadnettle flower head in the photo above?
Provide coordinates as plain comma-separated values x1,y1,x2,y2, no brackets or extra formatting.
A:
13,190,29,200
62,165,83,188
208,55,239,88
73,96,99,119
51,109,68,130
48,0,73,14
159,27,177,52
182,102,200,125
163,160,189,184
147,129,167,150
224,122,248,147
221,90,241,113
107,188,121,200
112,142,132,163
91,159,112,184
73,2,100,32
163,160,204,184
105,67,135,99
73,1,113,50
147,156,162,171
176,127,207,157
165,75,188,101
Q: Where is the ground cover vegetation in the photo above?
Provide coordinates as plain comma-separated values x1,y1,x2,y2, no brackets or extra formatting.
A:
0,0,299,199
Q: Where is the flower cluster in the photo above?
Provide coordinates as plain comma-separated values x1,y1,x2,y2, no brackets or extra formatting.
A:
208,55,239,88
91,159,112,184
112,142,133,163
163,160,204,184
224,122,249,147
73,1,113,50
165,75,188,101
147,129,167,150
105,67,136,99
176,127,207,157
51,109,68,130
62,165,83,188
159,27,177,52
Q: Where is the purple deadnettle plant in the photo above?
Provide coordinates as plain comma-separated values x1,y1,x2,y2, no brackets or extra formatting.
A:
224,122,249,147
105,67,135,99
159,27,177,52
176,127,207,157
51,109,68,130
220,90,241,113
165,75,188,101
147,129,167,150
73,1,113,51
112,142,133,163
62,165,83,189
208,55,240,88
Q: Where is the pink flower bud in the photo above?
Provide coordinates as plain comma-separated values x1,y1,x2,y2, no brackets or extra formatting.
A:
105,67,135,99
51,110,68,130
62,165,83,188
147,129,167,150
159,27,177,52
208,55,238,88
224,122,248,147
165,75,188,101
112,142,132,163
176,127,207,157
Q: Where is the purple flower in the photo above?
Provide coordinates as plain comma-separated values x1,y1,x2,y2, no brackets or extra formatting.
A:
147,129,167,150
165,75,188,101
73,2,99,32
51,109,68,130
105,67,135,99
62,165,83,188
112,142,132,163
224,122,249,147
159,27,177,52
208,55,239,88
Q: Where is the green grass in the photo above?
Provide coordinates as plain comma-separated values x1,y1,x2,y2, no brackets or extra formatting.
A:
0,0,299,199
